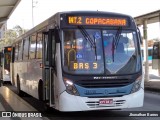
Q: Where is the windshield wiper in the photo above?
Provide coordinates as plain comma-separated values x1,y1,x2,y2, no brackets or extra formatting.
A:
112,37,115,62
112,27,122,62
78,26,98,60
93,35,98,61
78,26,95,47
114,27,122,50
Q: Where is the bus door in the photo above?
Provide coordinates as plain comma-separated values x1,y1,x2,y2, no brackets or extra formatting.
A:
42,29,56,107
152,42,160,69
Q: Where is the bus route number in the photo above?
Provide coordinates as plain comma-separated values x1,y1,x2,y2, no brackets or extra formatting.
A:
68,16,82,24
70,62,98,70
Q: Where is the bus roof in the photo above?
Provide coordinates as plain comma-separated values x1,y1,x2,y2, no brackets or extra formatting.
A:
13,11,134,43
59,11,132,17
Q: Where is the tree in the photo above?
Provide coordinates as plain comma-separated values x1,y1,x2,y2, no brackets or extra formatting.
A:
0,29,17,49
0,25,28,49
13,25,27,36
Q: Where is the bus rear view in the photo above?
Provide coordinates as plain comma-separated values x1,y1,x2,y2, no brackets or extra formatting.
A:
59,11,144,111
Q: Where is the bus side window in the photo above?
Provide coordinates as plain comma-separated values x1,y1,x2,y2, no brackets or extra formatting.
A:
29,33,37,59
36,33,42,59
52,33,56,67
23,37,30,60
18,41,23,61
14,43,19,61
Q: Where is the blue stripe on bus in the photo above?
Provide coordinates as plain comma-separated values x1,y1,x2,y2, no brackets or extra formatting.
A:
75,83,134,97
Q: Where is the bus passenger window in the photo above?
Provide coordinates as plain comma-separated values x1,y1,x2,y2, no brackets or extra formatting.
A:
14,43,19,61
23,37,30,60
36,33,42,59
18,41,23,61
29,34,37,59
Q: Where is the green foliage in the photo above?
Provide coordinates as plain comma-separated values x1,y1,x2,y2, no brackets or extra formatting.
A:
13,25,27,36
0,25,28,50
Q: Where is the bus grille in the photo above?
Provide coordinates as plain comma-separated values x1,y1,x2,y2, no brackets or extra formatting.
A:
75,79,131,88
86,100,126,108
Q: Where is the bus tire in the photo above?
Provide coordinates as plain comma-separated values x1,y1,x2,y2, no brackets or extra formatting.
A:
17,75,24,96
38,80,43,101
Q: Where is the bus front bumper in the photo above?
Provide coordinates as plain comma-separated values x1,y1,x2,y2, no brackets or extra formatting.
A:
58,88,144,111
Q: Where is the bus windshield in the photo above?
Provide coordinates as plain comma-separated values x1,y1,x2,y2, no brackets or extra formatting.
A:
62,29,140,75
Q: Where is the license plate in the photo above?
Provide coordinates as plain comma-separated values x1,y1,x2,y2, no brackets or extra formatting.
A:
99,99,113,105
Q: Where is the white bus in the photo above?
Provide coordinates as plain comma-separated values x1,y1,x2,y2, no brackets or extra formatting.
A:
10,11,144,111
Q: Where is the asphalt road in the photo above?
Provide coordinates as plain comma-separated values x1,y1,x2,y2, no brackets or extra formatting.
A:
5,85,160,120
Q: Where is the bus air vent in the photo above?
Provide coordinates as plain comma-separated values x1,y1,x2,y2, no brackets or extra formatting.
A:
75,79,131,88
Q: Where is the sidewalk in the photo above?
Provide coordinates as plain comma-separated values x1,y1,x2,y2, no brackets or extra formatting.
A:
0,86,38,111
0,86,49,119
144,67,160,92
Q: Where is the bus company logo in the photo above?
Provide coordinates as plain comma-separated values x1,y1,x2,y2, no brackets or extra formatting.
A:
104,90,108,95
93,76,117,79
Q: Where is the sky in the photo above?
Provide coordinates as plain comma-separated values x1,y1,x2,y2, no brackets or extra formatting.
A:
7,0,160,39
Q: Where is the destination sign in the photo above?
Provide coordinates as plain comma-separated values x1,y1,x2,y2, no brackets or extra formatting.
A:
70,61,98,70
68,16,128,26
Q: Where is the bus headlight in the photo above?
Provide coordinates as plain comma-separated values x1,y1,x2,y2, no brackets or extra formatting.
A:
63,78,79,96
131,76,142,93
